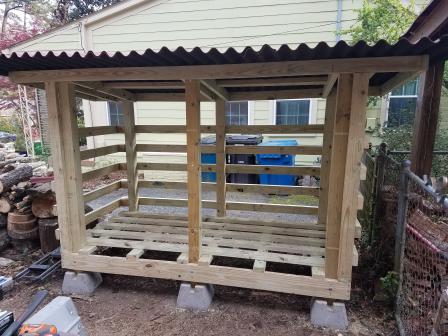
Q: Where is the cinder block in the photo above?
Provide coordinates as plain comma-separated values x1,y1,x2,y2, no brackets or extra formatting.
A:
310,299,348,331
26,296,87,336
62,271,102,295
176,283,214,311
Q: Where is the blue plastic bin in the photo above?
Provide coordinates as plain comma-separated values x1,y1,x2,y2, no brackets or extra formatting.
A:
257,140,298,186
201,135,216,182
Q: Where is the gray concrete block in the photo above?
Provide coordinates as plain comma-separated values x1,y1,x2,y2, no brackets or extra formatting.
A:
62,271,102,295
310,299,348,331
176,283,214,311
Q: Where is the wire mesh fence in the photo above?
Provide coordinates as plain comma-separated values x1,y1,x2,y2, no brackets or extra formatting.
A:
396,165,448,336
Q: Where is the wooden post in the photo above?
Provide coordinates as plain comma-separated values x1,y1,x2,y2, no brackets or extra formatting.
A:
215,98,226,217
45,81,85,253
123,101,138,211
324,74,352,279
317,86,337,226
185,80,202,263
337,73,370,281
410,62,444,177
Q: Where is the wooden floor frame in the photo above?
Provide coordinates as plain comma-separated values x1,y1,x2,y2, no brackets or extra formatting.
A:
17,55,428,301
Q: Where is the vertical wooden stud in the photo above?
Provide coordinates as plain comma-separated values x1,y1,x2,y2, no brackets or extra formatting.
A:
123,101,138,211
185,80,202,263
45,81,85,253
337,73,370,281
215,98,226,217
317,86,337,226
324,74,353,279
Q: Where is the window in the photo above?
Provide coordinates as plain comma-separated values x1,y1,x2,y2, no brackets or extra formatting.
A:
275,100,310,125
108,102,124,126
387,79,418,127
225,101,249,125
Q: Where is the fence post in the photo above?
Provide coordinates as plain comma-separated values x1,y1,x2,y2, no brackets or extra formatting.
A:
394,160,411,272
371,142,387,243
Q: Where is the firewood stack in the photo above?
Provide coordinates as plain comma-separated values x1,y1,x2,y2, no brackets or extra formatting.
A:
0,150,59,253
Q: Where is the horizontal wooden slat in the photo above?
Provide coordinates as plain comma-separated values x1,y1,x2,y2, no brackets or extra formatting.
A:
78,126,123,137
83,180,122,203
226,201,318,215
138,197,217,209
82,163,122,182
229,88,322,100
217,76,328,87
134,125,216,133
80,144,124,160
85,198,122,225
226,124,324,134
224,164,320,176
136,144,216,153
137,162,186,171
226,145,322,155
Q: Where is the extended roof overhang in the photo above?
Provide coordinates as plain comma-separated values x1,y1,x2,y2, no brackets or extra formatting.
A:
2,37,448,101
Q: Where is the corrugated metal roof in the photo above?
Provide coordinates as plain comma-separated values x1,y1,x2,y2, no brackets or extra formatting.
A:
1,36,448,87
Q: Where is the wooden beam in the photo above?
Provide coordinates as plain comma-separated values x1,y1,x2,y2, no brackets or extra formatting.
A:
216,76,328,87
215,99,226,217
134,125,216,134
83,180,122,203
75,81,136,101
229,88,322,100
201,79,229,101
410,62,444,177
324,74,352,279
134,92,186,101
185,79,202,264
226,145,322,155
337,73,370,281
379,72,419,96
322,74,338,97
10,56,429,83
85,198,122,225
78,126,123,137
103,81,184,89
79,144,124,160
317,88,337,226
226,124,324,134
406,0,448,42
82,163,122,182
45,82,85,253
123,101,138,211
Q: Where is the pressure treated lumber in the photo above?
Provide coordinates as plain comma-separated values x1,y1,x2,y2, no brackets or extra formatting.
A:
0,165,33,193
80,144,124,160
215,98,226,217
45,81,85,252
78,126,123,137
83,180,122,203
337,73,370,281
185,79,202,264
123,101,138,211
11,56,428,83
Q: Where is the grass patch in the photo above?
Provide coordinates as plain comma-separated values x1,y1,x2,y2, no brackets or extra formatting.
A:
269,194,319,206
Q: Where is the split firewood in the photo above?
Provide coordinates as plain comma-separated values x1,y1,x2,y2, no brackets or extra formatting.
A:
0,164,14,174
0,164,33,193
0,197,12,213
16,196,31,210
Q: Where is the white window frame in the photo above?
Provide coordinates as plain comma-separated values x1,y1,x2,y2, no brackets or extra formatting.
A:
107,101,124,126
385,81,419,127
270,98,316,125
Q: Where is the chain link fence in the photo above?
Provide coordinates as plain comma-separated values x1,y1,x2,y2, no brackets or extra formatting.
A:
395,163,448,335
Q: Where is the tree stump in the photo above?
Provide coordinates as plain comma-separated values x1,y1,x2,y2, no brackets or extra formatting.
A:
38,217,59,253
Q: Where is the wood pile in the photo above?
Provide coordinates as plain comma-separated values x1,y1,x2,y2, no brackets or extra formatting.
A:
0,151,59,253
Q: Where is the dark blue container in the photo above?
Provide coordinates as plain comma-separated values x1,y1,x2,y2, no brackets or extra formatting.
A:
257,139,298,186
200,135,216,182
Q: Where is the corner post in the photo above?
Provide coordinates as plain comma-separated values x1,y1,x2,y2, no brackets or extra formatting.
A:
123,101,138,211
410,62,444,177
337,73,370,281
318,86,337,227
185,80,202,263
215,98,227,217
45,81,85,253
324,74,353,279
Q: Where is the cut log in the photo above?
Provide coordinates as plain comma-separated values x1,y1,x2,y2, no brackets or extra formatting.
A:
39,217,59,253
31,192,56,218
0,165,33,193
0,197,12,213
0,213,6,229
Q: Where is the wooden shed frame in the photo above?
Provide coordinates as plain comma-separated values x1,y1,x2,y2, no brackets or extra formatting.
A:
9,54,429,300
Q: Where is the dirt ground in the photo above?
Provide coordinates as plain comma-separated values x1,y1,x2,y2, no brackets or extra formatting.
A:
0,250,397,336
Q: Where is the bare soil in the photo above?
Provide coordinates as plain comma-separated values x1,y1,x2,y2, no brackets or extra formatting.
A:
0,250,397,336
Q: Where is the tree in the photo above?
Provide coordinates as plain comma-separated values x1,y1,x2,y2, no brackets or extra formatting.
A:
53,0,122,24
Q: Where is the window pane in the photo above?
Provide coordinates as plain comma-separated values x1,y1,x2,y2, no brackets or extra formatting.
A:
275,100,310,125
225,101,249,125
108,102,124,126
387,97,417,127
391,79,418,96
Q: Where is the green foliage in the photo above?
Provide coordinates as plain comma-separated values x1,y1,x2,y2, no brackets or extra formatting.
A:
345,0,417,44
380,271,399,305
0,115,26,152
